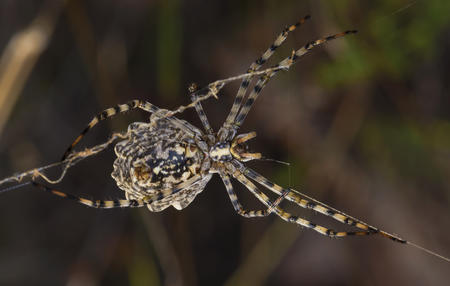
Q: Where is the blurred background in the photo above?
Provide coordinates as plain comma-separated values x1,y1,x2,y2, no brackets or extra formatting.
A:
0,0,449,285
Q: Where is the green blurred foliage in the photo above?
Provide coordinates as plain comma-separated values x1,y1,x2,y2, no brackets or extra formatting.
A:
359,118,446,182
129,253,160,286
156,0,182,99
318,0,450,87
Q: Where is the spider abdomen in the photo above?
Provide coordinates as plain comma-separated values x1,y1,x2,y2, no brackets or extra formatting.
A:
111,119,207,211
133,141,201,185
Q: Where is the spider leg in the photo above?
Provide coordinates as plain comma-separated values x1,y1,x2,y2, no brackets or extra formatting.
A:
230,169,379,238
220,172,287,218
32,180,149,208
231,30,357,130
234,162,407,243
192,96,213,135
188,83,214,135
31,174,202,209
219,15,311,140
61,100,202,161
62,100,153,160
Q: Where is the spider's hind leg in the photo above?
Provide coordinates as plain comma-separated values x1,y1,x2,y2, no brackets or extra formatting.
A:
61,99,202,160
31,181,148,208
61,100,160,160
31,174,204,210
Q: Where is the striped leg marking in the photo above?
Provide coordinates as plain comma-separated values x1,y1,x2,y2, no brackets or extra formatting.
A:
233,74,272,128
32,181,149,208
220,173,268,217
232,171,377,238
31,174,203,210
220,172,287,218
275,30,357,70
220,16,311,140
232,30,357,129
189,83,214,135
238,165,410,243
61,100,155,160
61,99,202,161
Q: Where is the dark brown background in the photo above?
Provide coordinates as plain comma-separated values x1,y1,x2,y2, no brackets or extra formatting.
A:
0,0,449,285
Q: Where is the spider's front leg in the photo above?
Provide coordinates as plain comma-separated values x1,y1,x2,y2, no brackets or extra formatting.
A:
220,15,311,141
231,30,357,130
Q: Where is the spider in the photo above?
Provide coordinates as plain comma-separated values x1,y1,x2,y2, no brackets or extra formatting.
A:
28,16,449,262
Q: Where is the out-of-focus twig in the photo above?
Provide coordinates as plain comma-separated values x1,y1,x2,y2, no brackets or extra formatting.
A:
140,210,184,286
224,220,300,286
0,0,67,135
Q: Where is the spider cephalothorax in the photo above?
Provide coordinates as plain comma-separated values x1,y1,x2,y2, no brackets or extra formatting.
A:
209,132,260,163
